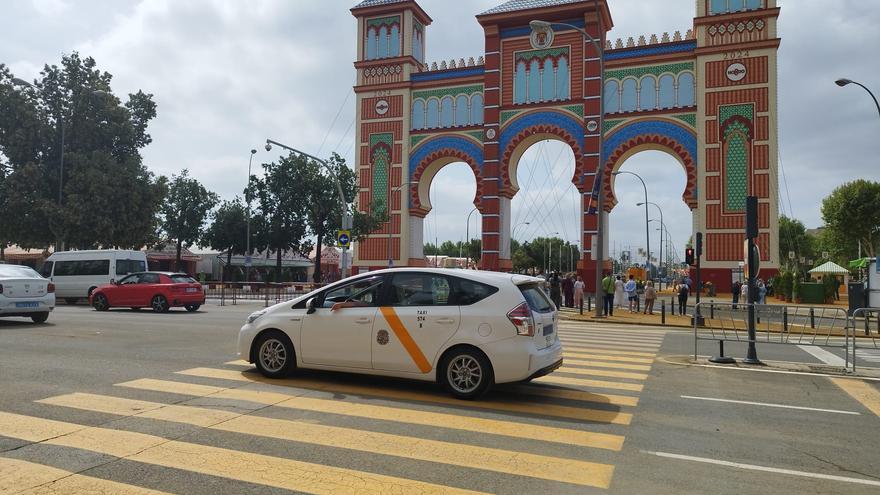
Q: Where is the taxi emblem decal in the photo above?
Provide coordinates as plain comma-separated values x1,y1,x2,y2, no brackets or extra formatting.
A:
376,329,390,345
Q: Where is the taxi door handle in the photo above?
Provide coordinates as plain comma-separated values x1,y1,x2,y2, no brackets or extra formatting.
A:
355,317,372,324
435,318,456,324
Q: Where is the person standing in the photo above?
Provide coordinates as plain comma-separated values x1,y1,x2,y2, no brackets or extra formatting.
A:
562,274,574,308
602,272,615,316
549,272,562,308
644,281,657,315
740,281,749,306
732,280,741,310
677,280,689,316
758,279,767,304
614,275,626,309
573,276,585,310
624,275,638,313
834,276,842,300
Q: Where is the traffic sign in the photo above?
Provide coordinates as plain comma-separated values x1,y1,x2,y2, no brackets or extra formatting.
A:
337,230,351,248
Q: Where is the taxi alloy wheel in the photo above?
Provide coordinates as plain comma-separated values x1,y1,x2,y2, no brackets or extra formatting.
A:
151,295,169,313
443,349,493,400
254,331,295,378
92,294,109,312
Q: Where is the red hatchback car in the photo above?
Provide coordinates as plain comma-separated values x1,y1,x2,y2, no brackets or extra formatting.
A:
89,272,205,313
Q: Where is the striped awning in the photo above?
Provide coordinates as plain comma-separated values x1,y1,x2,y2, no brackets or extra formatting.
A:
808,261,850,274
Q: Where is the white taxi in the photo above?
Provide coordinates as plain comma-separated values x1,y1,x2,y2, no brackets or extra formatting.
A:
237,268,562,399
0,264,55,323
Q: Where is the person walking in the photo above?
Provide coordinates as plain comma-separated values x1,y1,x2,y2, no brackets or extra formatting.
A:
562,274,574,308
614,275,626,309
834,277,841,300
624,275,638,313
677,280,689,316
757,279,767,304
732,280,741,310
602,272,615,316
573,276,585,310
549,272,562,308
644,281,657,315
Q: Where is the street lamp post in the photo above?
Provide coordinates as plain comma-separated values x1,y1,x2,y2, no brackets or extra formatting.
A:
245,148,257,282
614,171,650,278
531,10,605,317
265,139,352,278
465,207,479,269
387,181,415,267
639,201,664,287
836,78,880,118
510,221,530,273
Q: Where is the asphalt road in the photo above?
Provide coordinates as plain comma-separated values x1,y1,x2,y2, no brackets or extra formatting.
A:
0,303,878,494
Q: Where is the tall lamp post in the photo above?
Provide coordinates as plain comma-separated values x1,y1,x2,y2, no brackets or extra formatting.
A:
614,171,650,277
464,207,479,269
387,181,415,267
639,201,664,286
836,78,880,118
265,139,352,278
245,148,257,282
531,11,605,316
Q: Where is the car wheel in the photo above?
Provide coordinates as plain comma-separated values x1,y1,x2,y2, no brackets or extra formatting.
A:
151,295,169,313
31,312,49,324
64,298,78,305
92,294,110,312
253,331,295,378
441,347,493,400
184,304,200,312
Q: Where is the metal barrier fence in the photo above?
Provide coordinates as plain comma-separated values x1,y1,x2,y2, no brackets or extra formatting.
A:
693,302,852,371
205,283,321,307
850,308,880,373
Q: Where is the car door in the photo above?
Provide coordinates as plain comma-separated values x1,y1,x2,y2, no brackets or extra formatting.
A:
135,273,162,306
111,274,141,306
372,272,460,374
299,276,383,369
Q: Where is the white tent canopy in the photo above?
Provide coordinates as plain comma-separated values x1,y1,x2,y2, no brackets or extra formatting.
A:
808,261,850,275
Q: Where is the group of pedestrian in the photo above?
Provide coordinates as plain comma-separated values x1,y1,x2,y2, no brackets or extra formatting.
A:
731,278,767,309
544,272,586,310
601,272,659,316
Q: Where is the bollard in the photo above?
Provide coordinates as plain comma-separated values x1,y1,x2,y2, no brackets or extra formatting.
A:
671,296,676,316
264,289,269,308
783,307,789,333
587,296,592,313
220,285,225,307
661,300,666,325
710,302,715,320
709,340,736,364
232,287,237,305
809,308,816,329
579,299,583,315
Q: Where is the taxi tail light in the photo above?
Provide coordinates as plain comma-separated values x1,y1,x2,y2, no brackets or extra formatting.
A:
47,283,55,293
507,302,535,337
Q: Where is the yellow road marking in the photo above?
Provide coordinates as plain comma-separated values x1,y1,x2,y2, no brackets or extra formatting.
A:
830,378,880,417
537,375,644,392
0,457,171,495
563,341,660,351
557,366,649,381
118,378,298,405
39,392,616,487
0,412,488,495
175,367,633,423
117,379,625,450
565,348,657,357
564,352,655,364
559,332,665,341
561,338,662,348
379,306,432,373
562,359,651,371
509,385,639,406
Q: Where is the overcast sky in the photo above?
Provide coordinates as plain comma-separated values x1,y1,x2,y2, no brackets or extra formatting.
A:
2,0,879,261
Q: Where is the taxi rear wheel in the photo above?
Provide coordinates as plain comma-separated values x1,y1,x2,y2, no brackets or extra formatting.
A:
253,331,295,378
441,347,493,400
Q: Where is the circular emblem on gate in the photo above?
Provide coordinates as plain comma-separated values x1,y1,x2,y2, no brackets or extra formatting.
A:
726,62,747,82
586,120,599,133
376,329,390,345
375,99,389,115
486,128,496,140
530,26,554,50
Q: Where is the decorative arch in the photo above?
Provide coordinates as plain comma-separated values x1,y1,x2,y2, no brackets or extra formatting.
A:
499,110,585,197
602,119,699,210
409,135,484,217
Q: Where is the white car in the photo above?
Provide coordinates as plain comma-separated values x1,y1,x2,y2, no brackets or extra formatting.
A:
0,265,56,323
238,268,562,399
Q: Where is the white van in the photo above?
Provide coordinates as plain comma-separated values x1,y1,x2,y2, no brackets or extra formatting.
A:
42,250,148,303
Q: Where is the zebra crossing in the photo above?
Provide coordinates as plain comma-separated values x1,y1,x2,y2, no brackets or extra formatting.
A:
0,323,666,494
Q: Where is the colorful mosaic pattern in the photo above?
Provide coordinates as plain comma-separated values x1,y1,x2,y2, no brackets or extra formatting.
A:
723,120,751,211
604,119,625,133
412,84,484,101
514,47,569,65
367,15,400,29
370,133,394,211
719,103,754,125
672,113,697,127
603,119,697,165
605,62,694,81
409,135,484,179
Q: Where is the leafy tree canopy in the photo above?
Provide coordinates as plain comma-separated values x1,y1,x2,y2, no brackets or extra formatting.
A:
159,169,218,269
820,179,880,258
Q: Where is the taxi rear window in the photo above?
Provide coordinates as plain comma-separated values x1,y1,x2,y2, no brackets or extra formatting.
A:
451,277,498,306
519,284,554,313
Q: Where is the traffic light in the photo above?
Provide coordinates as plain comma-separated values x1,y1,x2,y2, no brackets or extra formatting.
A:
695,232,703,257
685,248,695,266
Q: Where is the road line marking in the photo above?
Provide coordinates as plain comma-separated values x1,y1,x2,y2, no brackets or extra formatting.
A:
0,411,488,495
510,385,639,407
557,366,649,380
796,345,848,367
562,336,662,346
537,375,644,392
830,378,880,417
38,393,616,486
564,352,655,364
561,340,661,350
641,450,880,487
679,395,861,415
0,457,171,495
562,359,651,371
117,379,627,450
658,357,880,380
117,378,228,397
565,348,657,357
565,343,660,353
559,332,665,342
175,368,633,423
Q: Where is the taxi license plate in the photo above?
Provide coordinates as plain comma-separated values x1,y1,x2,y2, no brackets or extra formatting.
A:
16,302,39,308
185,288,198,293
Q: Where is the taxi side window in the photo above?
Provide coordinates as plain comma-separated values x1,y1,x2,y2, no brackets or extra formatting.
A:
451,277,499,306
322,277,383,308
389,273,452,306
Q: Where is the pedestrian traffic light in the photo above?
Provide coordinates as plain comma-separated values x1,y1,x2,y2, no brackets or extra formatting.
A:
685,248,695,266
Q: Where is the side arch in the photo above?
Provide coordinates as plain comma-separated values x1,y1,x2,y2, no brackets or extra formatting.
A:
602,119,698,210
409,135,484,217
499,110,585,197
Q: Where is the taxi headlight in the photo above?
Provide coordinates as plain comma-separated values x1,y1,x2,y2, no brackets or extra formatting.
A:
246,310,267,324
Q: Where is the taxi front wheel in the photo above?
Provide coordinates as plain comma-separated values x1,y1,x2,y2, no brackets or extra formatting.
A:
441,347,493,400
253,330,295,378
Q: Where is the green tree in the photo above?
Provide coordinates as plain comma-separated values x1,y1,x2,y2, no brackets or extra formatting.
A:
0,54,160,250
821,180,880,258
203,198,249,282
778,215,816,270
159,169,219,271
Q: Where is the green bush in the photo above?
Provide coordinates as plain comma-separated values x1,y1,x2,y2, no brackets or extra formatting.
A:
822,276,837,302
793,276,802,300
780,272,794,299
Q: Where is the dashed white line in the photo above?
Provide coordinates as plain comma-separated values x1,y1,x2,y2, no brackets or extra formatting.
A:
679,395,860,415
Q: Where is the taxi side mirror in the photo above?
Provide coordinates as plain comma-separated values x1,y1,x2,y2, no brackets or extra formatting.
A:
306,297,316,314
